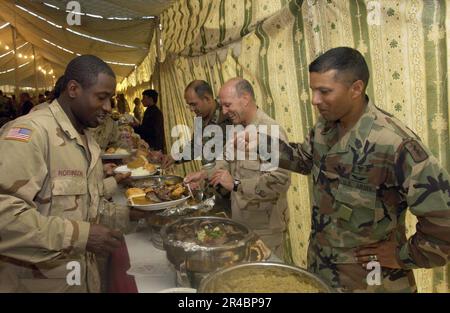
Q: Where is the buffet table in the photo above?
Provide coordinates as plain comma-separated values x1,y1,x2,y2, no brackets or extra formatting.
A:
109,187,178,293
108,229,177,293
108,184,281,293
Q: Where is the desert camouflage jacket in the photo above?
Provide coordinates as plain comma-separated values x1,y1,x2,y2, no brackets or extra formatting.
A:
0,100,128,292
214,109,291,258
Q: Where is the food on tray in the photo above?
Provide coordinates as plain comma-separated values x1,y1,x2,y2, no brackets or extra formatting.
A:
144,163,156,172
167,219,247,246
127,155,147,169
203,267,325,293
130,196,152,205
116,156,157,177
135,149,149,158
126,183,189,205
126,187,146,199
105,147,129,154
130,167,151,177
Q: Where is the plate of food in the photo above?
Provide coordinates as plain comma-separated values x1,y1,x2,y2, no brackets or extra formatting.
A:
125,181,190,211
114,155,158,179
101,147,131,159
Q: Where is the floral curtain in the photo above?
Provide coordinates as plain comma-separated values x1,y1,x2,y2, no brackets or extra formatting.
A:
120,0,450,292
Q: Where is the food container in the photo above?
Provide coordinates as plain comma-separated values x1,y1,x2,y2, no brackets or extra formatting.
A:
147,197,218,250
198,262,333,293
161,217,269,287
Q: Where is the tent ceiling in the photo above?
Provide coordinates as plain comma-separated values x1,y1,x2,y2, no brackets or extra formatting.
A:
0,0,175,89
43,0,173,18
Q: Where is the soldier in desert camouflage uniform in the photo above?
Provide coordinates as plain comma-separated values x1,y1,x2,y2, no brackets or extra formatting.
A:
0,55,130,292
273,47,450,292
185,78,291,259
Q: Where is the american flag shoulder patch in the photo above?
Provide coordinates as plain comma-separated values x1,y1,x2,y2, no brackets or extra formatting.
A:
5,127,33,142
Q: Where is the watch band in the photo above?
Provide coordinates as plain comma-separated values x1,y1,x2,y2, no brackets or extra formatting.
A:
233,179,241,192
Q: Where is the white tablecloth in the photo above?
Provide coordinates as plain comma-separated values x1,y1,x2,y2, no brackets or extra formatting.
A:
124,230,177,293
113,185,281,292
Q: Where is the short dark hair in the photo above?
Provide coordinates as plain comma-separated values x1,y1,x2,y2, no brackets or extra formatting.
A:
309,47,369,89
62,55,115,91
235,78,255,100
142,89,158,103
185,80,213,98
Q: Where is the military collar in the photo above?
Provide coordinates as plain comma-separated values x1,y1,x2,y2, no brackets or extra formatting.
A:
49,99,80,140
246,107,264,126
49,99,101,172
207,102,224,125
329,98,376,154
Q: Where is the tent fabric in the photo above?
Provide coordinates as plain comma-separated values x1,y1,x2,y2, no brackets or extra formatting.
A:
0,0,175,89
119,0,450,292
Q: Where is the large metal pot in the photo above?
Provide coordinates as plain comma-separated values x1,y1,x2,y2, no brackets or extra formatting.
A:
198,262,333,293
161,217,267,274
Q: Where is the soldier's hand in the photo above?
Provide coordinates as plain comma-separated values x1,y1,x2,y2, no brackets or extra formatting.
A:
210,169,233,192
354,236,402,269
184,170,207,189
161,154,176,169
86,224,124,255
229,130,260,155
103,163,117,176
148,150,163,163
114,172,131,184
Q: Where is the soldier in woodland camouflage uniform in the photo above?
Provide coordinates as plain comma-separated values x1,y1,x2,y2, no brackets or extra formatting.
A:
185,78,291,259
274,47,450,292
0,55,129,292
160,80,232,168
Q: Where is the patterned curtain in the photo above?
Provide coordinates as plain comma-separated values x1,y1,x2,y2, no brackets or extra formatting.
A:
121,0,450,292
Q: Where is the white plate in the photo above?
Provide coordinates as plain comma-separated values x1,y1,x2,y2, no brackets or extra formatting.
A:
129,195,190,211
113,165,158,179
101,152,130,160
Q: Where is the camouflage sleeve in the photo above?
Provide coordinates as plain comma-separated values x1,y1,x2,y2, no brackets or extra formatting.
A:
238,126,292,201
108,120,121,147
395,139,450,269
277,128,314,175
0,122,90,263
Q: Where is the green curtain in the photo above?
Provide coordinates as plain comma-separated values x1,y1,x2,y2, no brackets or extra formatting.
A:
121,0,450,292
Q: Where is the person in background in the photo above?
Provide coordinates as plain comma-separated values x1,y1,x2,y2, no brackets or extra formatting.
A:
44,90,51,102
0,90,15,127
133,97,143,124
19,92,34,116
116,93,130,114
159,80,232,169
134,89,165,152
38,94,46,104
30,76,65,113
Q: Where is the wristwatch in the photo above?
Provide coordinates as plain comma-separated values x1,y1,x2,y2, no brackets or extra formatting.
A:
233,179,241,192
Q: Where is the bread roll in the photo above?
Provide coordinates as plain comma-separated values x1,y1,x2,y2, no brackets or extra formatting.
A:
126,187,145,199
